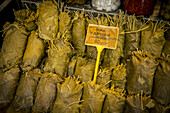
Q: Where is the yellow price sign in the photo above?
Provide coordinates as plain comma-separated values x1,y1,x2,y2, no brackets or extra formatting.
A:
85,24,119,84
85,24,119,49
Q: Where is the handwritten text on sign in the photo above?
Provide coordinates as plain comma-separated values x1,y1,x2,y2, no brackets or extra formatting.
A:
85,24,119,49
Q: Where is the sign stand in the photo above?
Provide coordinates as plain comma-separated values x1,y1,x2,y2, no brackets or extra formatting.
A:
85,24,119,84
93,46,104,84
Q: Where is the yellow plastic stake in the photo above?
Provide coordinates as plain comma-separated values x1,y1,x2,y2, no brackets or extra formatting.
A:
85,24,119,85
93,46,104,84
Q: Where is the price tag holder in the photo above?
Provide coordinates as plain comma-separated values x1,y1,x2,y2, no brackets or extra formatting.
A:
85,24,119,84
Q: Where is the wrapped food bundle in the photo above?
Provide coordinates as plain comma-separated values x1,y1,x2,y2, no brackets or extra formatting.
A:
6,105,30,113
126,51,158,95
74,57,95,82
22,31,45,71
151,102,170,113
59,3,72,41
103,46,121,70
160,1,170,20
67,56,77,77
162,40,170,56
72,11,86,56
8,69,42,112
80,81,106,113
44,34,73,77
52,77,83,113
32,72,64,113
124,15,141,60
152,56,170,106
85,13,98,29
97,15,109,26
37,1,59,40
103,87,125,113
102,11,126,70
140,21,166,57
124,94,155,113
86,14,99,60
0,22,28,71
163,29,170,56
14,8,37,31
0,67,20,108
86,14,106,61
166,29,170,40
96,67,111,88
111,63,126,90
